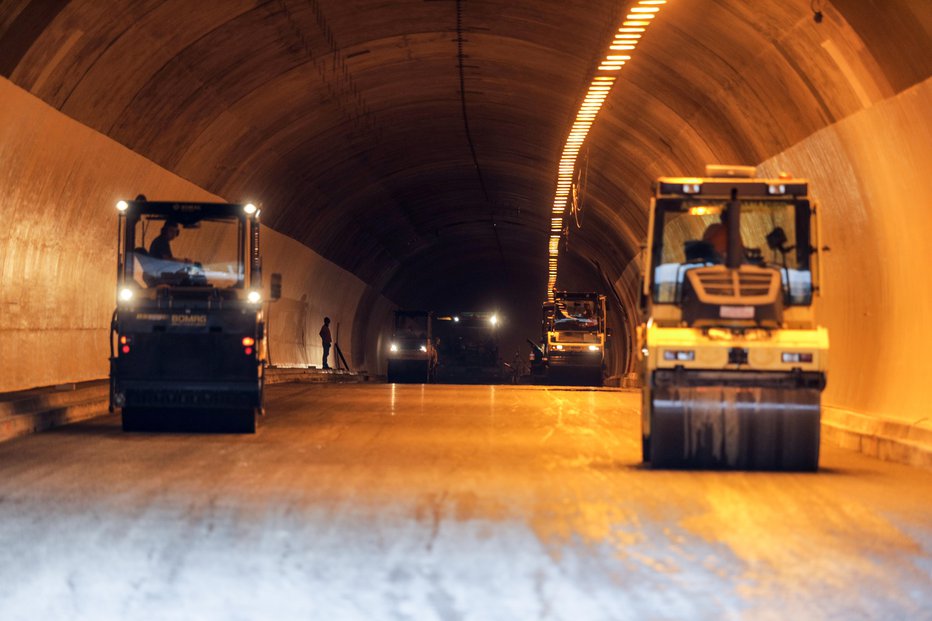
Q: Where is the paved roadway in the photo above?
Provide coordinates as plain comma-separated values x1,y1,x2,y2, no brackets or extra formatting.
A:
0,384,929,621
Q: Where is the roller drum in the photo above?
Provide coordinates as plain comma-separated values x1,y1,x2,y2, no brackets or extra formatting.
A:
650,385,820,470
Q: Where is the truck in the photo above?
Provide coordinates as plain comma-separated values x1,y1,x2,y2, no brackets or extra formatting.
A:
639,165,828,470
387,310,436,383
109,198,280,432
544,291,607,386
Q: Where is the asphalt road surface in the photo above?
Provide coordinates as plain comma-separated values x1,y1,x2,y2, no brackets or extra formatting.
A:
0,384,929,620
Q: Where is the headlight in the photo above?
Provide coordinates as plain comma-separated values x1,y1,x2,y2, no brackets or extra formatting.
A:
390,343,398,352
419,345,427,352
116,200,128,212
244,203,257,215
588,345,600,351
489,314,498,326
118,287,133,301
247,290,262,304
554,344,564,351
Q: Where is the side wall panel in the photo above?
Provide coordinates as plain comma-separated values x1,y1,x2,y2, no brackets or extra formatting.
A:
759,78,932,426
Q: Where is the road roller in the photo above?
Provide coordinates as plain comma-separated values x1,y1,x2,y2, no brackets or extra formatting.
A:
543,291,607,386
638,165,828,470
109,198,280,433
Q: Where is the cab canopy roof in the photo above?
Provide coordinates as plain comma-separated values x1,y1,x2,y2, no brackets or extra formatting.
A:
654,165,808,200
120,200,255,225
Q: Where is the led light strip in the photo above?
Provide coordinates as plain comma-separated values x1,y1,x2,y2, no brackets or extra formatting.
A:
546,0,668,302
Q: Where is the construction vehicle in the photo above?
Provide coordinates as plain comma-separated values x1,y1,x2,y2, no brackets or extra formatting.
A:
387,310,436,383
433,312,505,384
639,165,828,470
544,291,607,386
109,199,280,432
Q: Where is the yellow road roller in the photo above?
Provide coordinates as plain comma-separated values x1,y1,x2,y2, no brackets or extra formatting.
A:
638,165,828,470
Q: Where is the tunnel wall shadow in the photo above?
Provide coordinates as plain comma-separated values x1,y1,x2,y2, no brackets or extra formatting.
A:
0,77,392,392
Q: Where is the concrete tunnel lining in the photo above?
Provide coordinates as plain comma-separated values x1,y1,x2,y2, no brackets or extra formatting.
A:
0,1,930,434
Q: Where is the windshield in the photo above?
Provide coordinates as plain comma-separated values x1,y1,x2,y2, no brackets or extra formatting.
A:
394,314,429,340
553,299,600,331
128,215,244,288
652,199,812,305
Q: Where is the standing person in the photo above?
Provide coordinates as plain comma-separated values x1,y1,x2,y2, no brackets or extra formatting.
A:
319,317,332,370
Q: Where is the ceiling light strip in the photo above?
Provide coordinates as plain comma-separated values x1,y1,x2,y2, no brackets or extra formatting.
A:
545,0,667,302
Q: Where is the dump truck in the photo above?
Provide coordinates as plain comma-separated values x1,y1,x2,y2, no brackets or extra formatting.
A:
387,310,435,383
109,199,280,432
545,291,607,386
639,165,828,470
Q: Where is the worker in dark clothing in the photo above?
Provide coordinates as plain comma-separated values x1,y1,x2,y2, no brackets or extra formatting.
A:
149,221,181,260
319,317,332,370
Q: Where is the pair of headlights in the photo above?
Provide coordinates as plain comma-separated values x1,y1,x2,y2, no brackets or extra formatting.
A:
118,287,262,303
390,343,428,353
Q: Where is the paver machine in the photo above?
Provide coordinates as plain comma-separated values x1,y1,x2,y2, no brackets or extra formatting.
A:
639,165,828,470
545,291,607,386
387,310,436,383
109,198,280,432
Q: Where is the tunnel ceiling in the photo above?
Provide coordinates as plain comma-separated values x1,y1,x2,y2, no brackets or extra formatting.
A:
1,0,929,310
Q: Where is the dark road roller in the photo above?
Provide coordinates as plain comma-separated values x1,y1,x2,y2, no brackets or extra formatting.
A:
639,166,829,470
109,198,281,433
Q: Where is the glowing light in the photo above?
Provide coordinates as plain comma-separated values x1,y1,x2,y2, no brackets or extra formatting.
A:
118,287,133,301
116,200,128,212
543,0,666,301
242,337,256,347
244,203,257,215
247,290,262,304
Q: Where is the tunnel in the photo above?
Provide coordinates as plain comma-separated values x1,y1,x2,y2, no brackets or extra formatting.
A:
2,0,930,420
0,0,930,617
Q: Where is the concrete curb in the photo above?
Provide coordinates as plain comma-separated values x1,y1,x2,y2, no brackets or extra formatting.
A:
0,381,110,444
264,367,377,385
822,407,932,469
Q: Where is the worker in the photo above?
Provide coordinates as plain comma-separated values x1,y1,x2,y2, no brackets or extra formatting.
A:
319,317,332,370
149,220,181,260
701,222,728,263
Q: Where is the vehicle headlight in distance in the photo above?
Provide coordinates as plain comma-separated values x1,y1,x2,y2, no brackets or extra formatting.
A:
588,345,600,351
554,344,564,351
390,343,398,353
116,200,128,212
118,287,133,302
247,290,262,304
419,344,427,352
244,203,258,215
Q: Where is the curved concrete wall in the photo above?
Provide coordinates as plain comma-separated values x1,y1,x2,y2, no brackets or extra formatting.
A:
0,77,392,393
759,78,932,426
